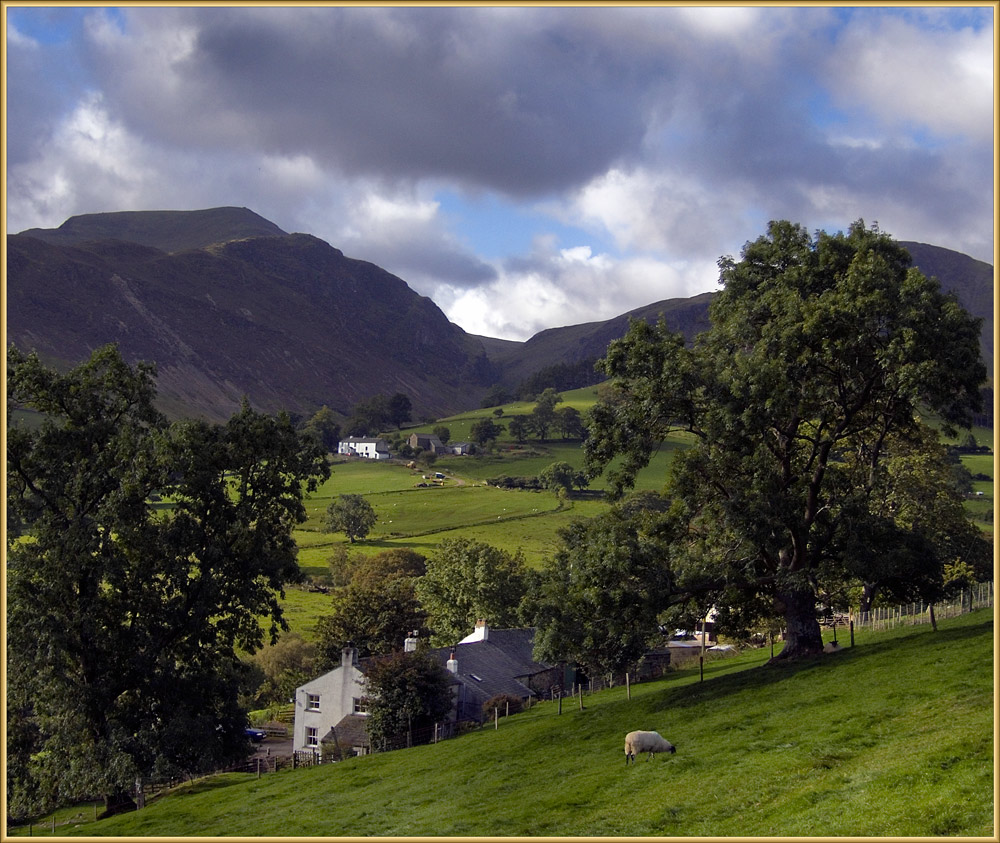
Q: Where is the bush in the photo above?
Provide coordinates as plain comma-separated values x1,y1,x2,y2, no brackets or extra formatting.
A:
487,475,543,490
482,693,524,719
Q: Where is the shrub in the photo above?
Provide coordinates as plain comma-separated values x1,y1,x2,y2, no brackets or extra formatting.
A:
482,693,524,719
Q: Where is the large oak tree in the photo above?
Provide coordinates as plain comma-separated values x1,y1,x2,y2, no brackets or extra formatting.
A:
6,345,328,817
585,221,985,658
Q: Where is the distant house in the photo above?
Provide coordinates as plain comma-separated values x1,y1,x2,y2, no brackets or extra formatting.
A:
293,647,372,756
447,442,472,455
338,437,391,460
408,433,445,453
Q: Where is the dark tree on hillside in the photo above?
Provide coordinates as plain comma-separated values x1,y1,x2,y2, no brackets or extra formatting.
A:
302,405,341,452
585,220,985,659
528,388,563,442
388,393,413,428
362,651,454,752
470,417,505,448
480,384,513,408
6,345,329,818
506,415,529,443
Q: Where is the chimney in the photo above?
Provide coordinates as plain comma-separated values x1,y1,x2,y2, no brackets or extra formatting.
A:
475,619,489,641
404,631,419,652
342,646,358,668
447,651,458,674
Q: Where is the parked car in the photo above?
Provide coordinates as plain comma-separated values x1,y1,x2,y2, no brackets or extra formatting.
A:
245,727,267,742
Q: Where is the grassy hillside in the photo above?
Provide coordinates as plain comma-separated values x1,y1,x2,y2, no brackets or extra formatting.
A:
36,611,993,837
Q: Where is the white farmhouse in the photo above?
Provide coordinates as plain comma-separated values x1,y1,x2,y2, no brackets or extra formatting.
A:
337,437,391,460
293,646,371,758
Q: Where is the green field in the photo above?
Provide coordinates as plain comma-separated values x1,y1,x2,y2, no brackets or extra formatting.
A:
282,390,993,639
29,610,993,837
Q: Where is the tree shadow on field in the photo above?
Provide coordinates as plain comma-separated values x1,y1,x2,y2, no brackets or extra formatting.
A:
653,617,992,714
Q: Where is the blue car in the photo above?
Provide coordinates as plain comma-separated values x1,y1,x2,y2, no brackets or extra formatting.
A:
245,727,267,742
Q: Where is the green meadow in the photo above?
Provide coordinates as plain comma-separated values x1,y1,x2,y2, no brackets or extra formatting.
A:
282,389,993,640
30,610,994,837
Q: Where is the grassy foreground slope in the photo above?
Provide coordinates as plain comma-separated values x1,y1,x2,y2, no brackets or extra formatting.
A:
69,612,993,837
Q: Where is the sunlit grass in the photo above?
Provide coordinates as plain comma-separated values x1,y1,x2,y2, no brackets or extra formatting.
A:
43,611,993,838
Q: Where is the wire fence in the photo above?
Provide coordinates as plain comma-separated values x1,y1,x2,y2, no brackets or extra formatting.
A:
849,581,993,634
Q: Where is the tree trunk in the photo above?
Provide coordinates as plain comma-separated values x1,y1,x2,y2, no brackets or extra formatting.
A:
859,583,877,615
772,585,824,660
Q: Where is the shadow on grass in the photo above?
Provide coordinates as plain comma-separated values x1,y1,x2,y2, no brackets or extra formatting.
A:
655,615,992,714
171,774,250,798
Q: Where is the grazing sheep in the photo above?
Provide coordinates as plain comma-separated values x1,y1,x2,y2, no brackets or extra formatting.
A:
624,730,676,765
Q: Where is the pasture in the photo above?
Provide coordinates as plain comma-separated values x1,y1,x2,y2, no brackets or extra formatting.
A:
35,610,994,837
282,391,993,640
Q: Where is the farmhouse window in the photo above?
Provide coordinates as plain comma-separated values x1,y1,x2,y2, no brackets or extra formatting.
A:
306,727,318,748
306,693,321,711
353,697,369,715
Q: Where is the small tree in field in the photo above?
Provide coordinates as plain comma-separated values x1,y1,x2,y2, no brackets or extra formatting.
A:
326,494,377,543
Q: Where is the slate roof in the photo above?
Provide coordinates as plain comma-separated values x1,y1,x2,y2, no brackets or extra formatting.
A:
322,714,371,758
430,627,554,703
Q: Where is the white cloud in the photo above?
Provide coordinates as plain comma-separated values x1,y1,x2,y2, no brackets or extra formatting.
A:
434,240,718,341
828,17,994,141
6,92,156,231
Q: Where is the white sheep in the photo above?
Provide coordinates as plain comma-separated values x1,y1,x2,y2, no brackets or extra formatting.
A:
624,730,676,765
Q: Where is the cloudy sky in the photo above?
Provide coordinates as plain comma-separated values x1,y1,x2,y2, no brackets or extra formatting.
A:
5,5,994,341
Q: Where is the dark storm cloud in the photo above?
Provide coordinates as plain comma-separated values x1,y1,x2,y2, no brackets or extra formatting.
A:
90,6,660,197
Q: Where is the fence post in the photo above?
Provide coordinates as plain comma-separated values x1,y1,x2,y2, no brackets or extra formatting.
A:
578,684,584,711
849,620,854,647
626,672,631,699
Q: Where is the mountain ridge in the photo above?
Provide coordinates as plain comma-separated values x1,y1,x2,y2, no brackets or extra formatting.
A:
8,208,993,422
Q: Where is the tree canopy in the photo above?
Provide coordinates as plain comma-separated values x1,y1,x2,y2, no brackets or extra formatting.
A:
6,344,328,817
584,220,986,658
362,650,454,752
529,504,675,677
326,493,378,543
416,539,530,646
314,550,429,666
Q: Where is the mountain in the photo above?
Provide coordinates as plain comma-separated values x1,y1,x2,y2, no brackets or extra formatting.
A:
8,209,496,422
490,241,994,391
485,292,714,389
7,209,993,422
17,206,288,254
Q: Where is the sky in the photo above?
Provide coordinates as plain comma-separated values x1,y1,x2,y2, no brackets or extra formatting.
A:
4,4,995,341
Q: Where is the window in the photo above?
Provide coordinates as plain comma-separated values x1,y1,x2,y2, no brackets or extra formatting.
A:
306,693,320,711
306,727,318,748
353,697,369,715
